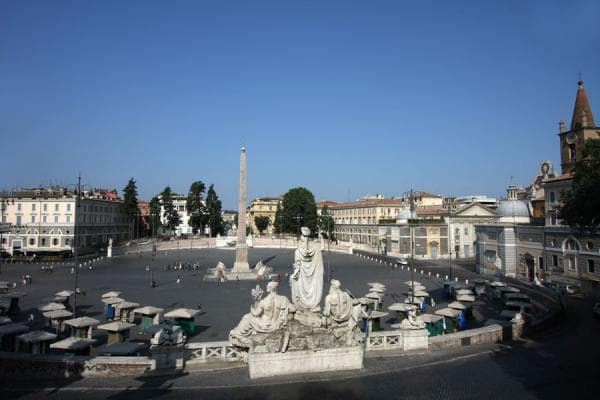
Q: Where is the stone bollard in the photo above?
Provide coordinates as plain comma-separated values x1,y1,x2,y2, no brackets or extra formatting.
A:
428,271,431,277
445,275,448,280
436,273,439,279
420,270,423,274
455,277,458,282
465,279,469,285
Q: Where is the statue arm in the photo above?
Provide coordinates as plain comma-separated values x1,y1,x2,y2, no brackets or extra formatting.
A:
250,305,263,317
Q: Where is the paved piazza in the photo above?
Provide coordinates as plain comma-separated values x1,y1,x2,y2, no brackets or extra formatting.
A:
1,248,497,344
1,249,599,399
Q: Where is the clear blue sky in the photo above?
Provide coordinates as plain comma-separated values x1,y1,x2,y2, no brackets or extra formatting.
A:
1,0,599,209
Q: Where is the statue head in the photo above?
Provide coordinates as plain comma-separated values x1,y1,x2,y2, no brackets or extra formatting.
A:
301,227,310,238
266,281,278,293
330,279,341,289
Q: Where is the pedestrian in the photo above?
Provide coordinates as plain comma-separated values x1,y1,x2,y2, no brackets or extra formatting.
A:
71,267,75,274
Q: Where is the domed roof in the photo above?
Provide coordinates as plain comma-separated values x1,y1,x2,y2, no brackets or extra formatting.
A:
495,200,530,218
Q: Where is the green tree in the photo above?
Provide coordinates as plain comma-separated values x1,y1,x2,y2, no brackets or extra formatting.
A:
161,186,181,234
205,184,224,236
254,215,270,235
273,203,283,234
318,205,335,239
559,139,600,230
186,181,206,234
122,177,138,214
148,196,162,236
281,187,317,236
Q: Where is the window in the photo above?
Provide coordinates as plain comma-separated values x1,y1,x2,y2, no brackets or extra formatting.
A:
550,212,557,226
41,238,46,246
43,204,47,211
539,257,544,270
567,257,576,271
17,203,22,211
16,216,21,225
569,143,576,160
67,204,71,211
586,242,594,250
464,227,469,235
65,238,70,246
55,204,59,212
1,238,6,244
52,238,58,246
54,216,58,223
552,255,558,267
29,238,35,245
588,260,595,273
31,215,36,223
550,239,557,247
43,216,47,223
66,215,71,223
549,191,556,203
32,204,36,211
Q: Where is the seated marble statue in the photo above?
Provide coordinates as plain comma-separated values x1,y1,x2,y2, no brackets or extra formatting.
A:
229,281,290,347
290,227,324,312
323,279,354,323
399,308,426,330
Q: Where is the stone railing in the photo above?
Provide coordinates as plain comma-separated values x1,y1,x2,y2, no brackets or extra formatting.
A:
186,340,246,364
365,330,402,350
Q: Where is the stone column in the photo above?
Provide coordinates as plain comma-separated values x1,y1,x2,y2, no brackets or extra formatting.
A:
233,146,250,272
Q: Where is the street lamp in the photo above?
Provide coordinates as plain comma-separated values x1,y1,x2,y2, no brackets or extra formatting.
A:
448,207,452,281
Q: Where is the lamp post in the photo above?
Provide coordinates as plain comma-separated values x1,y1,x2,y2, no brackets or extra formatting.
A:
448,207,452,281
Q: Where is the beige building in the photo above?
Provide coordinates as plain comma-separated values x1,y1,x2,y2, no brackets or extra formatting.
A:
476,79,600,296
247,196,281,235
0,188,130,256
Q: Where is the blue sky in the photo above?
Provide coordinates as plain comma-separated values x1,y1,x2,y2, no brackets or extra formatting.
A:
1,0,599,209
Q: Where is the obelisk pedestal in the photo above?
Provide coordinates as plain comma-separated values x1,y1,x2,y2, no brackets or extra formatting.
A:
233,145,250,273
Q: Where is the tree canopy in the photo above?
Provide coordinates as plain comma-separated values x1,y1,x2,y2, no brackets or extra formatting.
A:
559,139,600,230
161,186,181,234
318,205,335,239
205,184,224,236
122,178,138,220
254,215,270,235
186,181,207,234
279,187,317,236
148,196,162,235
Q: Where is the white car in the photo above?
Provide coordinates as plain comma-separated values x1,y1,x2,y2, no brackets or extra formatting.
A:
399,258,408,266
565,285,580,295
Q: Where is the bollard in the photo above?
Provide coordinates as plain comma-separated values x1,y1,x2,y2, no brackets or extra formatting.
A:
445,275,448,280
436,273,439,279
401,266,404,270
465,279,469,285
428,271,431,277
420,270,423,274
455,277,458,282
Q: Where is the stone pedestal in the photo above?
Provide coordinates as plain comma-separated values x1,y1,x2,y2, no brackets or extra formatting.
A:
233,244,250,272
401,329,429,351
248,345,363,379
150,344,185,374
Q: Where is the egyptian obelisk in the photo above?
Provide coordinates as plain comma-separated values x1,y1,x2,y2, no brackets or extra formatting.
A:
233,145,250,272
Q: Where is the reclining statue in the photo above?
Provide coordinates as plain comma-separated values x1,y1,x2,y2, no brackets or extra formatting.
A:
229,281,290,347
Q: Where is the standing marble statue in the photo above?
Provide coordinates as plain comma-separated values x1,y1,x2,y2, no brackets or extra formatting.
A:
229,281,289,347
290,227,324,312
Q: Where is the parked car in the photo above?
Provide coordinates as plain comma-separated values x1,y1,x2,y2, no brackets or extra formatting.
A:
564,285,580,295
399,258,408,266
593,303,600,319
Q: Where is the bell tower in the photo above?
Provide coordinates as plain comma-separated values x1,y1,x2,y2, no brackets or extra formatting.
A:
558,78,599,174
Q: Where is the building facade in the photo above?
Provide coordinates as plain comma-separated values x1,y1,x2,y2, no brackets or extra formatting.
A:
247,196,281,235
0,188,130,256
475,79,600,296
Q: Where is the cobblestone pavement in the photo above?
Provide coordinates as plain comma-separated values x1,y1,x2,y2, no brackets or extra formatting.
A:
1,249,599,399
0,248,498,345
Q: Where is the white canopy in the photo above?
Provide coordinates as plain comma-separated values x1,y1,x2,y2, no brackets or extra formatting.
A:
164,308,200,319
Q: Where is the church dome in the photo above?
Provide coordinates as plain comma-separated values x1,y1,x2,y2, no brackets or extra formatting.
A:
495,184,531,224
496,200,530,218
